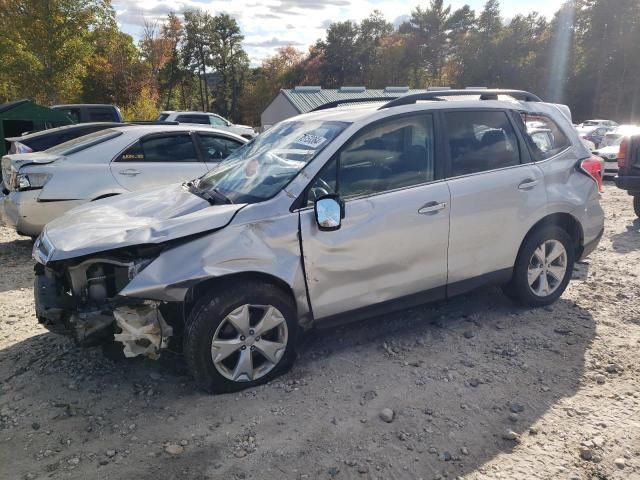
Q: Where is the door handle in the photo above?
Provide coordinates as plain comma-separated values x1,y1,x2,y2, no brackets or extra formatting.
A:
518,179,539,190
418,201,447,215
119,169,141,177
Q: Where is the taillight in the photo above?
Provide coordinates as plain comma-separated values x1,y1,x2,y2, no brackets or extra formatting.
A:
618,138,628,170
13,141,33,154
579,156,603,192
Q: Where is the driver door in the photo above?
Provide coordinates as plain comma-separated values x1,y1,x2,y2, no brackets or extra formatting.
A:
299,113,450,320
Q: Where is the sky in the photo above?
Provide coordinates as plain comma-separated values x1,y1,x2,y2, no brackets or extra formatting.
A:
112,0,562,66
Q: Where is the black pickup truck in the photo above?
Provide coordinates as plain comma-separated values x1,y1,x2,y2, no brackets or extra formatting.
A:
614,134,640,217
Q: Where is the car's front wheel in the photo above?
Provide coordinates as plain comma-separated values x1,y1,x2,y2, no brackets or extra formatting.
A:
504,225,575,307
184,280,297,393
633,195,640,218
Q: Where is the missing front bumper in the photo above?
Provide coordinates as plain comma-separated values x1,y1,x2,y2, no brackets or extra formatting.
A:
34,272,173,355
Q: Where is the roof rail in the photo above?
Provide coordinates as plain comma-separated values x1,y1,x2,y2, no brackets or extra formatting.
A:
379,89,542,109
311,96,400,112
129,121,180,125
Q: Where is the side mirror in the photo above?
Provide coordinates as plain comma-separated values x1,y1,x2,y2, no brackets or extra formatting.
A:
314,194,343,231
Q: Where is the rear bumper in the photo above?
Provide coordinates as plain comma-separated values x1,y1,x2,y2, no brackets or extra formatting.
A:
614,175,640,193
0,191,83,236
603,161,618,175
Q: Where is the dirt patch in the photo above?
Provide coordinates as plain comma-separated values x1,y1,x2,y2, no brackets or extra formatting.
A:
1,184,639,480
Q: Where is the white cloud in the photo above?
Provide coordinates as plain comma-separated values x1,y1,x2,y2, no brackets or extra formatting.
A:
113,0,563,65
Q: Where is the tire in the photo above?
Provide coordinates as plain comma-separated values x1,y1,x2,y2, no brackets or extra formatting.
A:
504,225,575,307
184,280,297,393
634,195,640,218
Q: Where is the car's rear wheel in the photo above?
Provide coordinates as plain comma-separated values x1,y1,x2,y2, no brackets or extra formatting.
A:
633,195,640,218
504,225,575,307
184,280,297,393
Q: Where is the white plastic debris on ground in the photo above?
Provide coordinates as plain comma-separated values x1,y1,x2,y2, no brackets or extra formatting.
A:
113,303,173,359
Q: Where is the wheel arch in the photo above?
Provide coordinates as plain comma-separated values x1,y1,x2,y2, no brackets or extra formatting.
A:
519,213,584,262
183,271,297,321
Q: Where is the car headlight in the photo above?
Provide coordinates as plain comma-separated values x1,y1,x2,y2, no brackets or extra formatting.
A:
17,172,50,191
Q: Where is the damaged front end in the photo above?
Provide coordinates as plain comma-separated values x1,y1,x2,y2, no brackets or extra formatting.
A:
33,238,173,358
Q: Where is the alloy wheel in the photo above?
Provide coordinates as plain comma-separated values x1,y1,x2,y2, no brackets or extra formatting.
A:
527,239,568,297
211,304,288,382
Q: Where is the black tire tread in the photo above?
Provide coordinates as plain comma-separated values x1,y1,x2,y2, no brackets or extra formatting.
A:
184,279,297,393
505,225,575,307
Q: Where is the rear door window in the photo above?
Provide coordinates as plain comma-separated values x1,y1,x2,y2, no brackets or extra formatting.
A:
519,113,570,161
176,114,210,125
444,111,521,176
118,134,199,162
87,108,117,122
196,134,243,161
58,108,81,123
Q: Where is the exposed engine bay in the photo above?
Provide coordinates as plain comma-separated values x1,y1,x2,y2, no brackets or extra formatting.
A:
34,248,175,359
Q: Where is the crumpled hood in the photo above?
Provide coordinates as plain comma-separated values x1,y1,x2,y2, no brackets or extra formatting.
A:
42,183,245,261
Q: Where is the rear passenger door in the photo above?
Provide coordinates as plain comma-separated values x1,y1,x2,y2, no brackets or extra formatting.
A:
110,132,208,191
443,110,547,292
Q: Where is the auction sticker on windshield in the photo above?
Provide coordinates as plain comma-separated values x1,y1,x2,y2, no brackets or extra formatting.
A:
296,133,327,148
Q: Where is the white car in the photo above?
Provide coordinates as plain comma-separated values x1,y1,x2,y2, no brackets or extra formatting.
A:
580,119,618,129
595,125,640,176
157,111,257,139
1,125,247,236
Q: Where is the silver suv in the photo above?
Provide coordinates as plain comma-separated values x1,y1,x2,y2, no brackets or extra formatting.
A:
156,111,257,139
33,90,604,393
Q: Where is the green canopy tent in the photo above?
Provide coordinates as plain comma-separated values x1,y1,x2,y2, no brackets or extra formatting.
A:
0,99,73,156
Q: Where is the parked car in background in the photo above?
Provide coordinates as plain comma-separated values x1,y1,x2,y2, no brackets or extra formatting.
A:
580,119,618,129
156,111,257,139
51,104,124,123
594,125,640,177
1,125,246,236
31,89,604,393
614,133,640,217
576,125,613,148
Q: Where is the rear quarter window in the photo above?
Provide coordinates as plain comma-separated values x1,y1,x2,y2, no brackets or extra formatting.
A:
46,129,122,155
519,113,571,161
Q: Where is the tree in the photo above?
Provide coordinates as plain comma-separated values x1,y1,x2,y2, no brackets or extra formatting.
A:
0,0,111,103
208,14,249,120
356,11,393,84
182,9,213,110
321,21,360,86
409,0,452,85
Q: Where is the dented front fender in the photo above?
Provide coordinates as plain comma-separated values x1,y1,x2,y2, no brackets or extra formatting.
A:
119,208,310,322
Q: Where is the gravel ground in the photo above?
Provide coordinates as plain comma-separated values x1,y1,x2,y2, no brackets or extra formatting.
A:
1,184,639,480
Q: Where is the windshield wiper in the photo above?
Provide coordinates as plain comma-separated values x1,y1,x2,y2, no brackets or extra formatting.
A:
183,181,216,205
182,181,233,205
211,187,233,205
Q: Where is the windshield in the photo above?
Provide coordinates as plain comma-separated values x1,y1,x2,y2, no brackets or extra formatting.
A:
46,128,121,155
197,119,350,203
583,121,599,126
